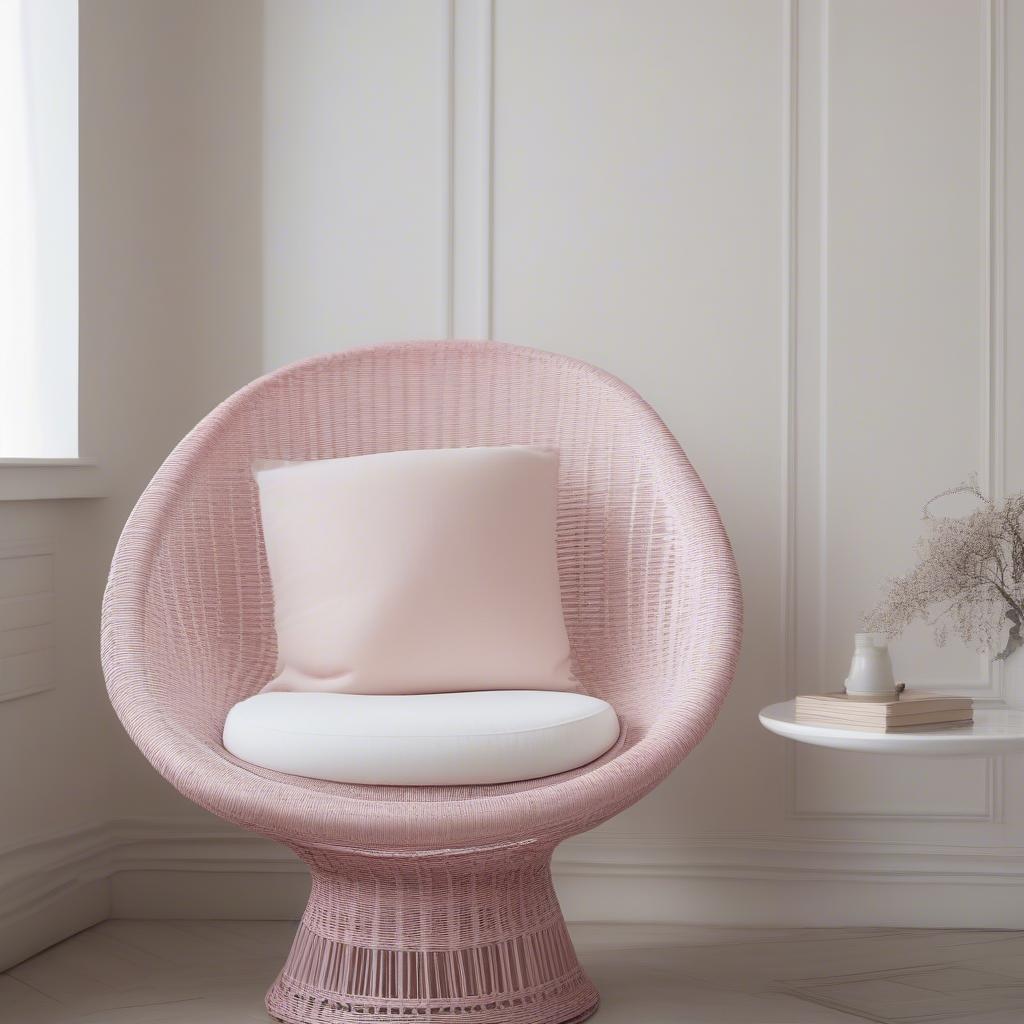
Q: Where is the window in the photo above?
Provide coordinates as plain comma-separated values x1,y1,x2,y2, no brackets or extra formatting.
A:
0,0,77,460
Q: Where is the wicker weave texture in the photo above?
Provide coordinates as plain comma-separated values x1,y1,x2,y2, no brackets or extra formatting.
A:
101,341,742,1022
269,845,598,1023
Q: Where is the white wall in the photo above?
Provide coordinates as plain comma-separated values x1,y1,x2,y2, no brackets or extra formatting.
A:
0,0,264,967
258,0,1024,927
4,0,1024,967
80,0,265,827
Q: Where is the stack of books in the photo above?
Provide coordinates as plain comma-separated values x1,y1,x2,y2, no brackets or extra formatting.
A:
794,691,973,732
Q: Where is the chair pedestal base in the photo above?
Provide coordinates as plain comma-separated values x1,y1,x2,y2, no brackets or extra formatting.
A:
266,844,598,1024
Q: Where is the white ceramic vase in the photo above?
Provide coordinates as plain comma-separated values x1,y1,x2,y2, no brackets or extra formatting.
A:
845,633,897,699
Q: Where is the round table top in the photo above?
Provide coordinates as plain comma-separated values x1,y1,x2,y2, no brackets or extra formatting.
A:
759,700,1024,756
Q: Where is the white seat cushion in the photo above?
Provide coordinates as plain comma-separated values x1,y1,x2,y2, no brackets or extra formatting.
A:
223,690,620,786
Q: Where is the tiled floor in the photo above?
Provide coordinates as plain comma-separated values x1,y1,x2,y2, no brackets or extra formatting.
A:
4,921,1024,1023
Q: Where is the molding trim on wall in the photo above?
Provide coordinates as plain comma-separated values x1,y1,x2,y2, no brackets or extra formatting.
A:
785,0,1008,822
0,538,57,704
779,0,800,825
6,818,1024,968
779,0,798,714
0,818,302,969
450,0,495,339
558,832,1024,886
968,0,1010,706
442,0,456,338
788,755,1002,824
0,822,112,970
984,0,1007,510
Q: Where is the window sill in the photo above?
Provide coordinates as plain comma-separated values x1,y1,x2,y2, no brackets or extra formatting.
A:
0,459,106,501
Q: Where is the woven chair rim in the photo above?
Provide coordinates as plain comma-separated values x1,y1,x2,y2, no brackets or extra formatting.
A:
102,340,743,852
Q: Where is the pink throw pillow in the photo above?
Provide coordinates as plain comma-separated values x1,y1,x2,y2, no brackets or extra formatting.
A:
255,446,577,695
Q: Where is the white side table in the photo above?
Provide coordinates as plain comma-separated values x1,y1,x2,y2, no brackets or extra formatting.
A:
759,700,1024,756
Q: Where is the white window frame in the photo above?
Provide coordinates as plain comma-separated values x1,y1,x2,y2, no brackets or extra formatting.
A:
0,0,100,500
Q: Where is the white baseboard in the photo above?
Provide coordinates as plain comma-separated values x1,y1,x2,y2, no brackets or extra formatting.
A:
4,819,1024,969
0,823,114,969
555,834,1024,929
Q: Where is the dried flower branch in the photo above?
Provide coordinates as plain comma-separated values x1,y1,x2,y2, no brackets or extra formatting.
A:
864,476,1024,661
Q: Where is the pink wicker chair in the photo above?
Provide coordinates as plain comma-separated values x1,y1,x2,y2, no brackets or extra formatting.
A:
102,341,742,1024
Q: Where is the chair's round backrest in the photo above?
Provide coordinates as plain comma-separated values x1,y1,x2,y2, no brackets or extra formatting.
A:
114,342,734,753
